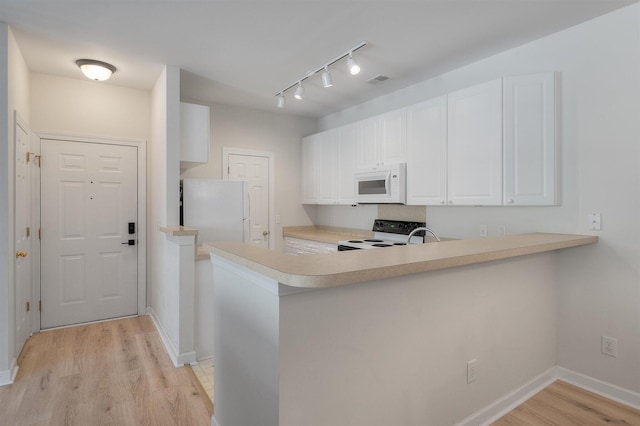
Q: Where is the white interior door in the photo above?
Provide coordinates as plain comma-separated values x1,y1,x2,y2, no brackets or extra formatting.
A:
14,113,31,353
227,154,270,248
41,139,138,329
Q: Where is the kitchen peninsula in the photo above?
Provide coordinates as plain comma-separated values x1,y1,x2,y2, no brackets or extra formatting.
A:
205,233,597,426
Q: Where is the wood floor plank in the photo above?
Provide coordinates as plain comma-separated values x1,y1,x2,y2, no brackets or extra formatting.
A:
1,316,211,426
493,380,640,425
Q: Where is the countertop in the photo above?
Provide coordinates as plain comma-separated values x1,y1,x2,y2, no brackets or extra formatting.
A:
204,233,598,289
283,225,373,244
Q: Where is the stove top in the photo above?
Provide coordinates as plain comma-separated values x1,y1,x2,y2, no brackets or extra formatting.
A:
338,219,426,250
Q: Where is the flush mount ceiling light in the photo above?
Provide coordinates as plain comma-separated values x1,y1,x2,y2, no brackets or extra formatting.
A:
76,59,116,81
274,41,366,108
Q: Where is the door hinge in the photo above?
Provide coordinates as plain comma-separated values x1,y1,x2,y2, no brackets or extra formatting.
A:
38,228,41,240
36,155,41,168
26,301,30,312
26,152,32,163
39,300,41,312
26,227,30,237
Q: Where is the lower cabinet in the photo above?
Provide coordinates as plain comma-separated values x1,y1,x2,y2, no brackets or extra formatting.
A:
284,237,337,255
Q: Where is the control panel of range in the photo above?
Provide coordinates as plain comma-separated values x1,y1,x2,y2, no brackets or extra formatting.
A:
371,219,427,236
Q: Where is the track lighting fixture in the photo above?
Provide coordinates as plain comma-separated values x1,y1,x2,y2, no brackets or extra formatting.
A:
347,52,360,75
274,41,367,108
76,59,116,81
322,66,333,88
294,82,305,100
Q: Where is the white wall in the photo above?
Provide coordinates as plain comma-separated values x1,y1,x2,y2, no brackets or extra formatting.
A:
30,73,150,140
180,101,316,251
0,25,31,384
149,66,184,355
318,5,640,393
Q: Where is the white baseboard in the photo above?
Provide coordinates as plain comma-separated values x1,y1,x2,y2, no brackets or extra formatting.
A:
556,367,640,410
456,367,557,426
457,366,640,425
146,307,197,368
0,357,19,386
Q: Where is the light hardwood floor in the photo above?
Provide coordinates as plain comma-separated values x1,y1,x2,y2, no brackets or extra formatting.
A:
0,316,212,425
493,380,640,425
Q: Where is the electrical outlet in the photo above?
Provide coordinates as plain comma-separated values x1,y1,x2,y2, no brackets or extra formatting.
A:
467,359,477,383
275,214,281,224
602,336,617,357
479,225,488,237
589,212,602,231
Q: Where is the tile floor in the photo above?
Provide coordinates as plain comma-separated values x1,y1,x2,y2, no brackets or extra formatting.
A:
192,357,214,402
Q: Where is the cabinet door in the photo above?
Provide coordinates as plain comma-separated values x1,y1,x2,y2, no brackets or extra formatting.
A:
379,108,407,165
301,135,319,204
447,79,503,206
317,129,338,204
180,102,210,167
406,96,448,205
355,116,380,169
337,124,357,204
503,72,557,206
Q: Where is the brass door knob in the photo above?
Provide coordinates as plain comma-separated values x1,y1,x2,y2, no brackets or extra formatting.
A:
15,251,27,258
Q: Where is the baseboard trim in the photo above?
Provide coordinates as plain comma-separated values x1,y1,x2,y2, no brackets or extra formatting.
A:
556,367,640,410
456,367,557,426
146,307,181,367
457,366,640,425
0,357,19,386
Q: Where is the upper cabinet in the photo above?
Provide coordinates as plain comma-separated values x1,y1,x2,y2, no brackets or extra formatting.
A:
355,108,406,169
301,134,319,204
180,102,210,170
503,72,557,206
406,96,448,205
301,72,559,207
447,79,503,206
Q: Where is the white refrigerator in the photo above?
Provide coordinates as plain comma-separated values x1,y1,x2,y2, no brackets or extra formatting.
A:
181,179,249,245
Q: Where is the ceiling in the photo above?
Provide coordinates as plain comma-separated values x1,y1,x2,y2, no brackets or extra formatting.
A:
1,1,637,118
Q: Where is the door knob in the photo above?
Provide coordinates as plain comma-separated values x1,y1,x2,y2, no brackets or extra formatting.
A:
15,251,27,258
263,230,270,236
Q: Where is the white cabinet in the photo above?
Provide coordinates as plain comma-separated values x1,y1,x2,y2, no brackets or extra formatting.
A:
406,96,448,205
447,79,503,206
317,129,338,204
180,102,210,170
355,108,406,169
284,237,337,256
503,72,557,206
301,134,319,204
337,124,357,204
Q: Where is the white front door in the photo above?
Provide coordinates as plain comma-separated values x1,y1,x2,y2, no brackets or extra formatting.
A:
41,139,138,329
14,113,31,352
227,154,270,248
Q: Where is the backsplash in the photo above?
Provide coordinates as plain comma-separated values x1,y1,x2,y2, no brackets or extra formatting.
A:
378,205,427,222
314,204,427,230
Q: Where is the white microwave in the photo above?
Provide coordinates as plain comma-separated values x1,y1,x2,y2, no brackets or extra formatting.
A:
355,163,406,204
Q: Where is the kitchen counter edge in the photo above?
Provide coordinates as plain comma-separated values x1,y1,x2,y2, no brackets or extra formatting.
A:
203,233,598,289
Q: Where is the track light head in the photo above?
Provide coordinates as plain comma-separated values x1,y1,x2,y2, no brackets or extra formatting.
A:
347,52,360,75
322,67,333,88
277,93,286,108
294,82,304,100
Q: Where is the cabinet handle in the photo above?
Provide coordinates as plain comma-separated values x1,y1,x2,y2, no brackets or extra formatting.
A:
507,199,514,204
15,251,27,258
448,200,453,204
440,200,445,205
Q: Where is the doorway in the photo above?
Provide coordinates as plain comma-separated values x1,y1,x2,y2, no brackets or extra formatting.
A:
222,148,274,249
38,135,146,329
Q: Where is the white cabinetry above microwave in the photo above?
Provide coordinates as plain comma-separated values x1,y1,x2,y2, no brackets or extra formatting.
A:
355,108,407,169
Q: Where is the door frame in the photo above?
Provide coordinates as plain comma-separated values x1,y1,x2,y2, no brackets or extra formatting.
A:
35,132,147,326
222,147,275,250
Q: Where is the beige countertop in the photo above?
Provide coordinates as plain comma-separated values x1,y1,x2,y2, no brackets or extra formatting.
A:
204,233,598,289
283,225,373,244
